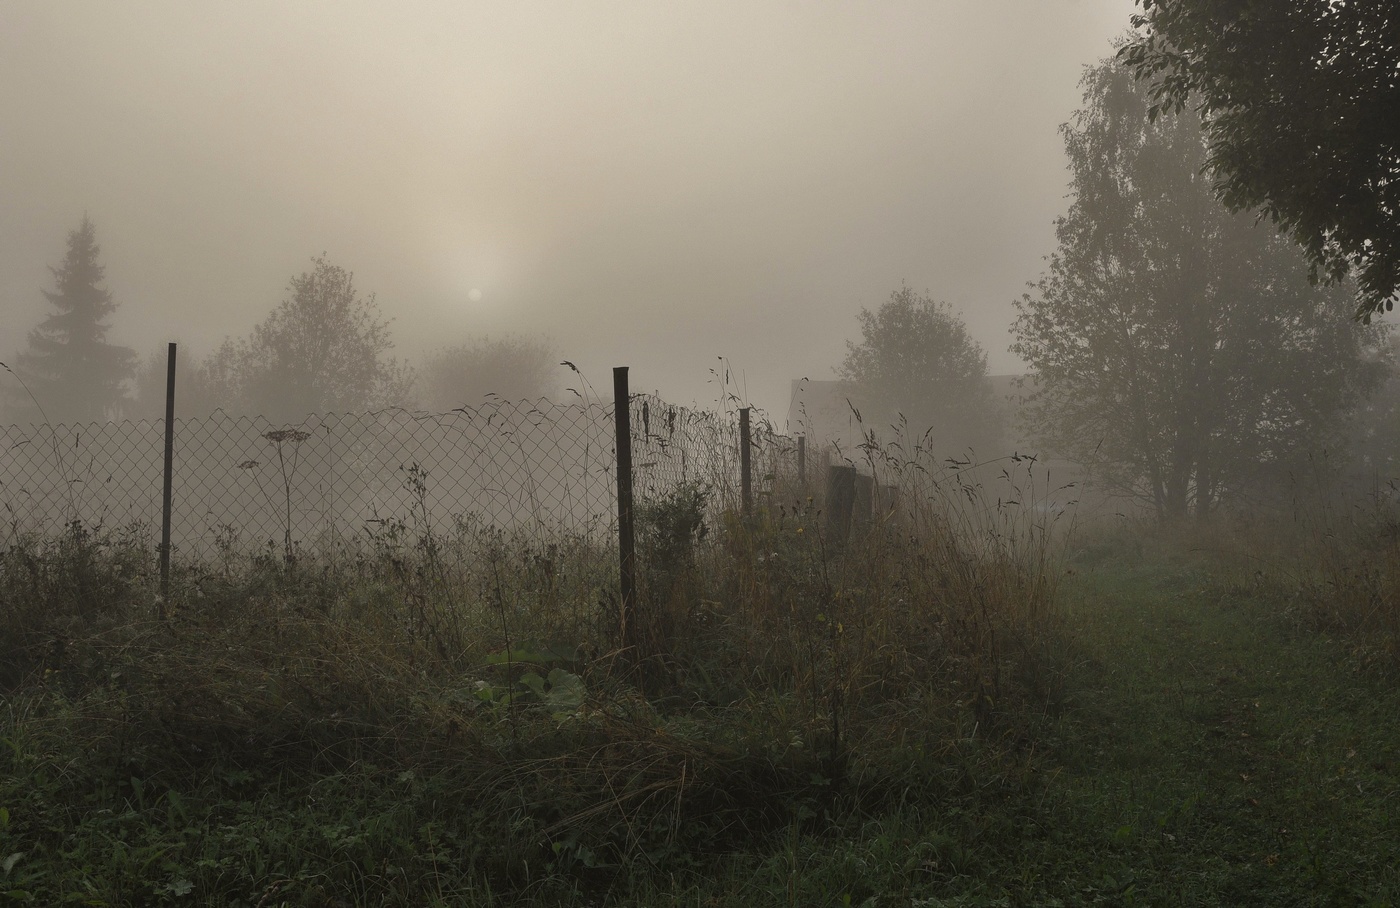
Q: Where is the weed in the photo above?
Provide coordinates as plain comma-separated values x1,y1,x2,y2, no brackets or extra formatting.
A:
16,426,1398,904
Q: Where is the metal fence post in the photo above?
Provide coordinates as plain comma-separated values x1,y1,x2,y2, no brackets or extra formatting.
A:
159,342,176,616
739,407,752,517
613,367,637,658
797,435,806,487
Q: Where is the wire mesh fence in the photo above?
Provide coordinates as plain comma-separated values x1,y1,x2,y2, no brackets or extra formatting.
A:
629,394,802,511
0,394,802,564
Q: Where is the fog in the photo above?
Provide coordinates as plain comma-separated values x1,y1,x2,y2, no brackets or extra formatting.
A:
1,1,1136,421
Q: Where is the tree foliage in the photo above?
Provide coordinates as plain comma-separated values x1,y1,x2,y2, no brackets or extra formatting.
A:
1012,60,1385,519
418,335,560,411
839,286,1001,453
131,344,240,420
1119,0,1400,318
217,257,413,420
1344,336,1400,481
8,217,136,423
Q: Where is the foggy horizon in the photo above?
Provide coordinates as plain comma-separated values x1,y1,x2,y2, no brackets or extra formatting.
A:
2,1,1137,423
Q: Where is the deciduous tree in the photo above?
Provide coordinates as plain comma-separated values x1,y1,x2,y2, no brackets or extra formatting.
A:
840,286,1001,455
131,343,239,420
221,257,414,420
1119,0,1400,318
418,335,560,410
1012,60,1384,519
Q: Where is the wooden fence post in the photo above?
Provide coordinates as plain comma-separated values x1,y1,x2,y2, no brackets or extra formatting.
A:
853,473,873,531
825,464,856,547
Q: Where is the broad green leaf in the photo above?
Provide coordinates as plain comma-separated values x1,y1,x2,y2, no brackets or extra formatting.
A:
517,671,547,698
545,668,586,711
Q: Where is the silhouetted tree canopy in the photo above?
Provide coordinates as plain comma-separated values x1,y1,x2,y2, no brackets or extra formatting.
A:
7,217,135,423
840,286,1001,454
1119,0,1400,318
216,257,414,421
418,335,560,411
1013,60,1385,520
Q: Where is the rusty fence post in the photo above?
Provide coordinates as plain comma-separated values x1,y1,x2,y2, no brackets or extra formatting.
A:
613,367,637,658
159,342,176,616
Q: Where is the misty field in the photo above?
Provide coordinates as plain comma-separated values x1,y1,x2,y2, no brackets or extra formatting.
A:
2,477,1399,908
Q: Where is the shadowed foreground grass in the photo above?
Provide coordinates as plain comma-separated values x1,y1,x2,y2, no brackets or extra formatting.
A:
1017,546,1400,906
1,513,1398,906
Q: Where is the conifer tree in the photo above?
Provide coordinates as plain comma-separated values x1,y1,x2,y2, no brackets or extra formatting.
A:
11,217,136,422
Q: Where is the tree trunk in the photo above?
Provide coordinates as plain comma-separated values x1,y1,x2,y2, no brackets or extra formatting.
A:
1195,438,1214,520
1164,436,1194,520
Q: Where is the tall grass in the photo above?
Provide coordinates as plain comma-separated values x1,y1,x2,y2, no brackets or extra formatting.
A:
1285,462,1400,667
0,436,1070,904
1054,454,1400,672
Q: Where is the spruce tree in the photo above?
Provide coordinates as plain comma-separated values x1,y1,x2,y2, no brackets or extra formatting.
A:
12,217,136,422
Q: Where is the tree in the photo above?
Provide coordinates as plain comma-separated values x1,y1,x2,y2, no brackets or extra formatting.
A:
220,257,414,420
1012,60,1385,520
131,344,239,420
1119,1,1400,319
839,286,1001,454
8,217,135,422
418,335,560,411
1342,336,1400,482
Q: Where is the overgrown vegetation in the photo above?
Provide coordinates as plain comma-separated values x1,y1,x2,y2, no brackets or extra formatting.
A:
4,451,1400,904
0,451,1066,906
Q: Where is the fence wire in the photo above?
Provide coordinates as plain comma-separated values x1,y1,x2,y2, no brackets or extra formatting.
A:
0,396,799,562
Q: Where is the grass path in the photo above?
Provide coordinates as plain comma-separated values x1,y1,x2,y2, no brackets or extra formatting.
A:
1019,555,1400,906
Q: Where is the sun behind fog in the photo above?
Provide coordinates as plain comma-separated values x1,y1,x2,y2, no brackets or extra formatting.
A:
468,288,483,303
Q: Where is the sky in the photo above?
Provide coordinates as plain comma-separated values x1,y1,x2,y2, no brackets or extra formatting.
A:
0,1,1139,424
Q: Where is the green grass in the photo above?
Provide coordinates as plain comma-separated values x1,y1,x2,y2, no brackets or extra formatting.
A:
2,512,1399,906
1013,548,1400,906
615,542,1400,907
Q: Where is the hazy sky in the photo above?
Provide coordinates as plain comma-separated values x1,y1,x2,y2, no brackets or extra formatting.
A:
1,1,1137,422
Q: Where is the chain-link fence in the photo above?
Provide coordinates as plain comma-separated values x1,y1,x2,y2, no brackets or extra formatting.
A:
629,394,802,511
0,394,802,563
